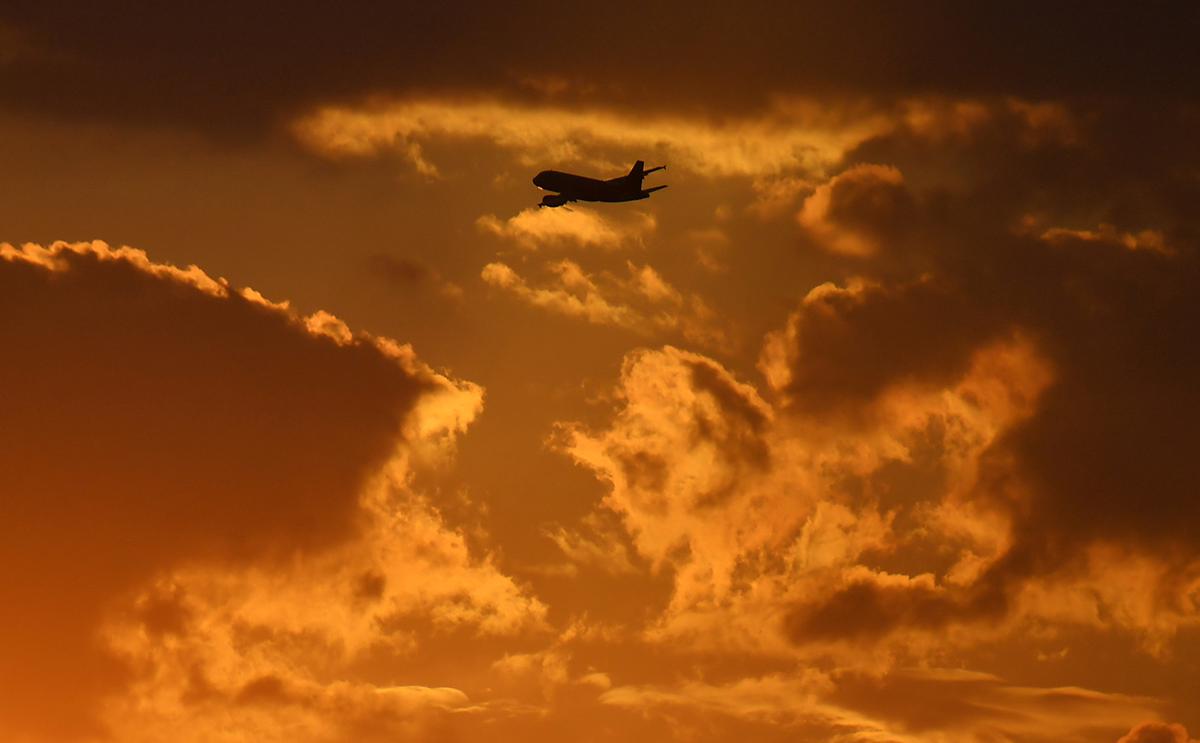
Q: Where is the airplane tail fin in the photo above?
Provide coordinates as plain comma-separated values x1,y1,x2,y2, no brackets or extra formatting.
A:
628,161,665,183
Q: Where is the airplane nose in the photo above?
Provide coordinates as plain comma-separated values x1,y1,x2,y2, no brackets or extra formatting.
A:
532,171,550,188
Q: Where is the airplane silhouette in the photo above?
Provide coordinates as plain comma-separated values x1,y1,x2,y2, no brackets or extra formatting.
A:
533,160,667,208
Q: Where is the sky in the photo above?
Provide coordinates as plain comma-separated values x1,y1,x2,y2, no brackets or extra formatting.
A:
2,4,1200,742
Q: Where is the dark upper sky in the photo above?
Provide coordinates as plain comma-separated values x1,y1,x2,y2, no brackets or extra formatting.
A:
3,3,1198,138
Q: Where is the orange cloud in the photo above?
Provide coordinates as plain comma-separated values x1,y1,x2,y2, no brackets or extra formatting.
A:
291,96,1071,183
0,241,507,741
1039,223,1173,256
101,483,547,742
477,206,656,251
796,164,912,257
481,259,727,348
482,259,643,328
557,333,1056,660
293,96,892,178
603,668,1158,743
1118,722,1198,743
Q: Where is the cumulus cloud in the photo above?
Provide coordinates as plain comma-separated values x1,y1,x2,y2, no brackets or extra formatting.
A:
477,207,656,251
557,339,1052,657
552,91,1200,677
101,482,547,742
0,241,523,741
757,276,1016,412
761,122,1200,637
482,259,642,328
796,164,913,257
481,259,727,348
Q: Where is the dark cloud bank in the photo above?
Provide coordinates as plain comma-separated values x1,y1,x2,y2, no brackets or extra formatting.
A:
0,244,433,738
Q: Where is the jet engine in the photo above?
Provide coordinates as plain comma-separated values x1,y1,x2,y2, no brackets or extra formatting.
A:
539,193,570,208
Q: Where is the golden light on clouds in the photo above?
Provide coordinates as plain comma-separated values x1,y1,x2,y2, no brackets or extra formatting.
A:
478,207,657,252
293,96,891,178
3,7,1200,742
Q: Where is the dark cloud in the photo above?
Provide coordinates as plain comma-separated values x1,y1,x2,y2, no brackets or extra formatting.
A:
2,3,1198,137
0,243,435,739
767,99,1200,645
686,357,770,468
820,166,912,233
766,275,1010,412
798,163,916,256
785,576,981,644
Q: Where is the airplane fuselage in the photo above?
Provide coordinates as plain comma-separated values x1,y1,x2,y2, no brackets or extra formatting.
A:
533,171,648,202
533,161,666,207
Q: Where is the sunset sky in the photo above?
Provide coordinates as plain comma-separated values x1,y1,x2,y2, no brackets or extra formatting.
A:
3,5,1200,742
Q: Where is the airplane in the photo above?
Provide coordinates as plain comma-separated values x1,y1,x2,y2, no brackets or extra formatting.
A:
533,160,667,208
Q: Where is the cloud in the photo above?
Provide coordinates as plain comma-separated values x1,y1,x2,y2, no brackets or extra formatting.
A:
290,95,1091,198
783,570,960,643
758,276,1016,413
367,253,465,300
556,339,1052,657
796,164,913,257
602,669,1159,743
100,482,547,742
368,252,429,282
1038,222,1172,256
543,513,638,576
599,673,843,729
482,259,642,328
550,91,1200,672
5,17,1200,741
294,96,893,178
749,176,817,219
106,674,482,743
830,668,1163,743
1118,722,1197,743
478,207,656,251
0,241,499,740
481,259,727,348
682,227,732,272
757,130,1200,642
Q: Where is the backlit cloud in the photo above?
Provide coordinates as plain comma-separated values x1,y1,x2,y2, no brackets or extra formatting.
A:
293,96,891,178
0,241,524,741
478,207,656,252
797,164,912,257
602,669,1160,743
5,8,1200,738
1118,722,1198,743
482,259,727,348
292,96,1074,184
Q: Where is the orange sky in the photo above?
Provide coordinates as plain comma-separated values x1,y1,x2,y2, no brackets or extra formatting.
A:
2,5,1199,742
